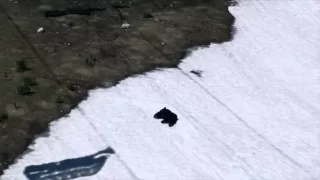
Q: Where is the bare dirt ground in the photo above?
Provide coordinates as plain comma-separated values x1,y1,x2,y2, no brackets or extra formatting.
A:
0,0,235,174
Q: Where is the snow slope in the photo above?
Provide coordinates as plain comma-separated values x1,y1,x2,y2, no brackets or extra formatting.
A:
3,0,320,179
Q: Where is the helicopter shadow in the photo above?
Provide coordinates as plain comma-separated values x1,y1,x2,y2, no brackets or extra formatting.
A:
23,147,115,180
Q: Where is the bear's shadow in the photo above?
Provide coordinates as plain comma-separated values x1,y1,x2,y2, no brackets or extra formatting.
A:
154,107,178,127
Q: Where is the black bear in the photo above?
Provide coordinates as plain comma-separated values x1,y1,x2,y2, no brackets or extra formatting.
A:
154,107,178,127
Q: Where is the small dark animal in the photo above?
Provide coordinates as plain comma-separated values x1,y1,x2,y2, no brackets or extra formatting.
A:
154,107,178,127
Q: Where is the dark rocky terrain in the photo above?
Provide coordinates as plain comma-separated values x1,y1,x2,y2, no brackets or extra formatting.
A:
0,0,235,174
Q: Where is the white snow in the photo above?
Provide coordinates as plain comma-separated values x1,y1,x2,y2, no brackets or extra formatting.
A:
3,0,320,180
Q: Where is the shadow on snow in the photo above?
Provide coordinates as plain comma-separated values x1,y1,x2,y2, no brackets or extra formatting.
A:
23,147,115,180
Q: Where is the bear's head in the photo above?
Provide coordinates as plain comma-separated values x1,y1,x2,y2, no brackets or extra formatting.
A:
154,107,169,119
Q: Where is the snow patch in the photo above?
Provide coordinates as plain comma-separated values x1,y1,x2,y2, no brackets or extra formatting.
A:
3,0,320,180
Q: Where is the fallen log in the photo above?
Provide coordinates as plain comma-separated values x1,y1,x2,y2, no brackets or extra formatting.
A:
111,4,130,9
44,8,106,17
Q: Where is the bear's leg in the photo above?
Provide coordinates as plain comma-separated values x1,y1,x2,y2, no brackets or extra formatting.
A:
168,122,176,127
161,120,166,124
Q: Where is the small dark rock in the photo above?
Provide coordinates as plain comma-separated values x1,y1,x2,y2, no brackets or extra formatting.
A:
144,12,153,19
67,21,74,27
67,84,77,92
190,70,203,77
0,113,8,122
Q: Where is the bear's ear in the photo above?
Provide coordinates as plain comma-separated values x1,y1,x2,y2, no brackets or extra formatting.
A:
163,107,166,110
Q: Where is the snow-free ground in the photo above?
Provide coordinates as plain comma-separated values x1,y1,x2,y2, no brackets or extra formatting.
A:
3,0,320,179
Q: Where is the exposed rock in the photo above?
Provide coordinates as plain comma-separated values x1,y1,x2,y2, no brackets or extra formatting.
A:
37,27,45,33
121,23,131,29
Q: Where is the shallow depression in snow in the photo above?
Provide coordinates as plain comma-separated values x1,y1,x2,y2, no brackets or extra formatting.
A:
3,0,320,180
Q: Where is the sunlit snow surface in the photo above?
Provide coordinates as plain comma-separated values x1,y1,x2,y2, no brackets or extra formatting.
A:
3,0,320,179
